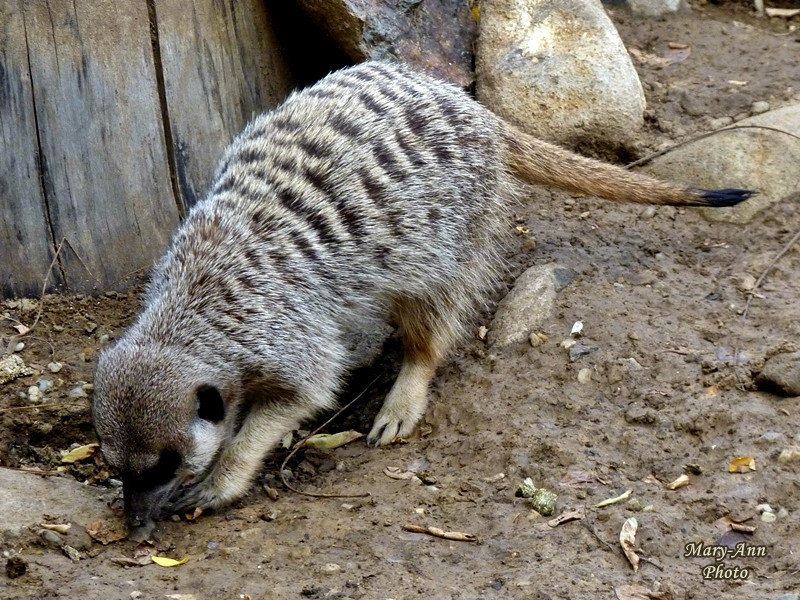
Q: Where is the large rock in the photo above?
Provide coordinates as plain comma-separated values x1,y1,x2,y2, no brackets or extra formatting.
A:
641,104,800,224
476,0,645,152
295,0,477,87
0,469,117,538
610,0,685,17
489,264,557,347
756,351,800,397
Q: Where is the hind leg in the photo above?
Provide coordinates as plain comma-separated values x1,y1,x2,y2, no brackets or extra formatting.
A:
367,297,458,446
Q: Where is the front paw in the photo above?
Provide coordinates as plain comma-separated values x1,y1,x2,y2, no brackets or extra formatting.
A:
166,479,223,516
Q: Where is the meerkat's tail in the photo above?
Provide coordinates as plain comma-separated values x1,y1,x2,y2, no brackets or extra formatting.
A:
501,123,755,207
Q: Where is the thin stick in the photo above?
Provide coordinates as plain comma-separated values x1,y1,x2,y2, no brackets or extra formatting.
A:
626,124,800,169
731,226,800,390
741,227,800,321
0,465,60,476
29,237,67,332
401,524,477,542
279,371,385,499
0,401,88,414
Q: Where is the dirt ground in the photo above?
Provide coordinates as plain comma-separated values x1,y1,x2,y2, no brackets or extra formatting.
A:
2,2,800,599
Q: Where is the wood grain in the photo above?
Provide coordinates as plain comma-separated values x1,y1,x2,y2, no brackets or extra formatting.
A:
0,0,63,297
154,0,295,210
23,0,179,293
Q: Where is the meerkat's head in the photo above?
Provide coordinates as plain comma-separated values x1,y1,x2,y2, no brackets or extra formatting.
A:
92,342,231,526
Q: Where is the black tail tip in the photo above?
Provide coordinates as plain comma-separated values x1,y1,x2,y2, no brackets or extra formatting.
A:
700,188,757,207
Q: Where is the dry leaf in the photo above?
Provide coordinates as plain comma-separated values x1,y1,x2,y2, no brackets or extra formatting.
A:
13,324,30,335
151,556,189,567
620,517,640,572
548,509,585,527
87,521,128,545
384,466,415,480
304,430,363,450
729,456,756,473
629,47,671,68
61,443,99,464
666,474,690,490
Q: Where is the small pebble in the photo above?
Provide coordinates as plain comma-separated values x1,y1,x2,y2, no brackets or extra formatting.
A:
639,206,657,220
577,368,593,384
38,379,53,392
775,594,798,600
761,512,777,523
755,503,774,514
67,386,87,399
732,273,757,292
84,322,98,334
777,507,789,519
27,386,42,403
13,342,24,352
130,592,144,600
108,478,123,488
322,563,341,574
751,100,770,115
47,361,63,373
756,431,786,445
40,529,64,546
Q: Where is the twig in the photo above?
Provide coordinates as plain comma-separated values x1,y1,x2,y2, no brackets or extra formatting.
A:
0,401,88,414
402,523,477,542
29,237,68,332
279,371,385,499
583,510,614,552
0,465,60,476
626,124,800,169
732,226,800,390
741,227,800,321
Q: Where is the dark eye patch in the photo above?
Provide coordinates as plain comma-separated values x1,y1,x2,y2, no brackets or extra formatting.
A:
197,384,225,423
125,449,182,490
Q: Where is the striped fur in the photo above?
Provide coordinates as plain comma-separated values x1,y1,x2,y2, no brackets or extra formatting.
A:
92,62,752,525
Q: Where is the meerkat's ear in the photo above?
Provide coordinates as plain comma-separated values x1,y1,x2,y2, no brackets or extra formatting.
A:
196,385,225,423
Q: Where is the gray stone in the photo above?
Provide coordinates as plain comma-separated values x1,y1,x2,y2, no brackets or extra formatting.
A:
295,0,476,87
489,264,557,347
477,0,645,151
0,469,117,538
569,344,599,362
642,103,800,224
756,431,787,445
625,0,684,17
756,351,800,396
775,595,798,600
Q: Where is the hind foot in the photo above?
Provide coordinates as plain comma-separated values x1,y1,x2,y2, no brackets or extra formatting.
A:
367,357,437,446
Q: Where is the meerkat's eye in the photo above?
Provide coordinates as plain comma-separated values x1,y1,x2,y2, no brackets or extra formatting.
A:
196,384,225,423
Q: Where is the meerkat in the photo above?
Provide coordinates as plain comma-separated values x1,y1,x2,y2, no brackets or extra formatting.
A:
92,61,752,528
